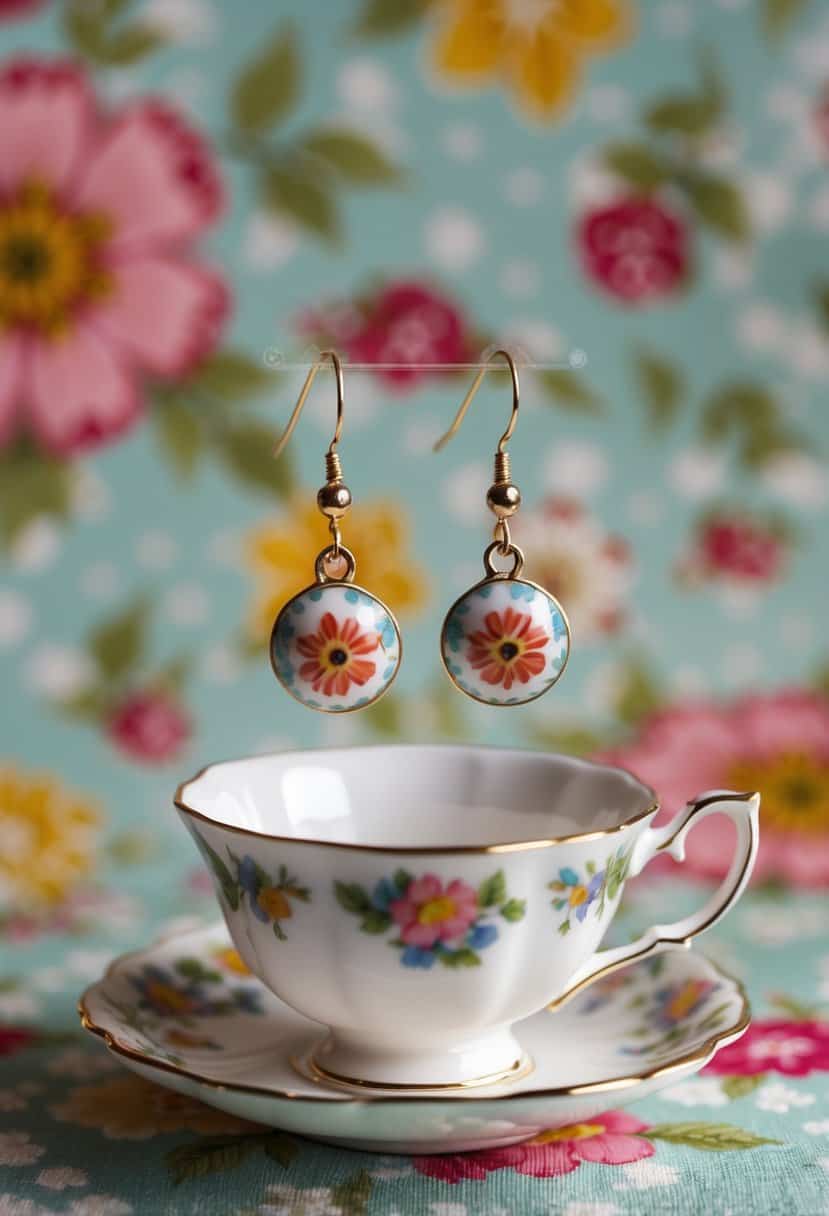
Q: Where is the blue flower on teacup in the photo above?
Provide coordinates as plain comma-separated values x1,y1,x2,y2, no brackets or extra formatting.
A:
549,846,632,936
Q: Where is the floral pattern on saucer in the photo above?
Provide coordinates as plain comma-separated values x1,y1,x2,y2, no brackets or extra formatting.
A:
193,831,310,940
549,844,633,934
441,580,569,706
271,584,401,712
334,868,526,968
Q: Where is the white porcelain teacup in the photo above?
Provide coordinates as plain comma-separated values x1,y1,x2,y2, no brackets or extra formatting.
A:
175,745,759,1091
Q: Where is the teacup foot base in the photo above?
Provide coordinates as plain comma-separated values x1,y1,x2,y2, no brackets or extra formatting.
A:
297,1027,533,1093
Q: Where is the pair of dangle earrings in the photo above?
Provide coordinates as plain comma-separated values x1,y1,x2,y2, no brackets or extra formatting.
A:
270,349,570,714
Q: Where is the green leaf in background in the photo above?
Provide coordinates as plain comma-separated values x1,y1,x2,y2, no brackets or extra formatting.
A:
88,596,149,682
352,0,431,38
96,24,165,64
166,1131,298,1185
478,870,507,908
633,348,685,431
62,0,165,65
761,0,811,40
303,128,405,185
0,443,73,549
175,958,221,983
230,24,300,132
56,684,111,724
154,653,193,695
214,420,296,498
155,399,204,479
330,1171,373,1216
603,142,671,191
701,382,804,469
532,725,608,757
721,1074,767,1100
682,172,749,243
362,693,403,738
643,1122,781,1151
813,281,829,335
613,656,663,727
260,1132,299,1167
263,163,341,246
536,370,603,414
188,350,273,400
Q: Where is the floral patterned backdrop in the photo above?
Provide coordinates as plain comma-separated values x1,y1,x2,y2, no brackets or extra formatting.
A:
1,1,828,1213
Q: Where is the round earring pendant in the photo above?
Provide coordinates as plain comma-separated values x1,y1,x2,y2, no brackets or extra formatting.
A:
441,576,570,707
271,578,401,714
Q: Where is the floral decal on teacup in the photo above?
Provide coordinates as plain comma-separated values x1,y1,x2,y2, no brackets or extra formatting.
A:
334,869,525,969
549,844,633,935
193,831,310,941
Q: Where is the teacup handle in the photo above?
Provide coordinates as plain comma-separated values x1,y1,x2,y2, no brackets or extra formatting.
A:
549,789,760,1010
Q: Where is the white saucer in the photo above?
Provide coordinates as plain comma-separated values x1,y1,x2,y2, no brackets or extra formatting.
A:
80,923,749,1154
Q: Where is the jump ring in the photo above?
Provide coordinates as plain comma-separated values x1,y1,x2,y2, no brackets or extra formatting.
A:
483,540,524,579
314,544,356,584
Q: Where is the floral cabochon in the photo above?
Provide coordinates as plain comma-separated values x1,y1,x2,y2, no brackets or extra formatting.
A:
270,581,401,712
441,577,570,706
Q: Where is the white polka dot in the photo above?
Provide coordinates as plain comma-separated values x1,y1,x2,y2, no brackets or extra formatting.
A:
0,590,32,647
567,154,618,207
545,441,608,496
736,301,787,353
499,259,541,298
136,531,177,570
202,644,242,685
762,452,827,510
586,85,631,122
423,207,485,272
506,319,564,361
205,529,241,567
442,462,488,525
25,645,95,699
669,448,726,499
627,492,663,525
37,1166,88,1191
441,120,483,162
10,518,61,572
657,1,692,36
164,582,209,626
71,467,111,522
744,173,792,233
143,0,218,43
243,212,300,271
80,563,119,601
723,643,763,686
502,167,544,207
337,58,397,111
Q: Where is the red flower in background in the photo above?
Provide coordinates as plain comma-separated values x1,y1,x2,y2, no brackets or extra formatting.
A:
0,0,45,19
297,280,474,388
578,196,689,304
677,511,790,587
704,1019,829,1078
601,690,829,887
0,58,226,455
814,83,829,154
0,1025,35,1055
107,690,191,764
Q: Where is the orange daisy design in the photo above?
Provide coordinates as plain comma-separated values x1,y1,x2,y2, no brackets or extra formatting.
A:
296,612,381,698
467,607,549,690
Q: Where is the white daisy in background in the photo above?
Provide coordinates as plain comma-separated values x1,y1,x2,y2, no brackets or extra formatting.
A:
144,0,218,44
243,212,301,272
0,1132,45,1167
756,1083,816,1114
0,591,32,648
36,1169,87,1192
24,645,95,700
10,518,62,573
423,207,486,273
615,1160,680,1189
515,498,634,641
660,1076,729,1107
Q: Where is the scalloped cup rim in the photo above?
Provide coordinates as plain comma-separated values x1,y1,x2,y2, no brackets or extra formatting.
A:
173,743,659,855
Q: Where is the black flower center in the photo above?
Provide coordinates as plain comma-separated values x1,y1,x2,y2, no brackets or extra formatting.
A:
499,641,519,662
329,647,348,666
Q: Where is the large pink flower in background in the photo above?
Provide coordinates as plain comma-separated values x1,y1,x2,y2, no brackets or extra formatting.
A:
296,280,474,388
415,1111,654,1181
602,690,829,886
0,58,226,455
704,1019,829,1078
578,195,689,304
389,874,479,948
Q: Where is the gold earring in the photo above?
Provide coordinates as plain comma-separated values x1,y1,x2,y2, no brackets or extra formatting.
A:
270,351,402,713
434,349,571,707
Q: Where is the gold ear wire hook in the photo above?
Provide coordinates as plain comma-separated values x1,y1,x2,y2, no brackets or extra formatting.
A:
273,350,345,464
432,349,520,454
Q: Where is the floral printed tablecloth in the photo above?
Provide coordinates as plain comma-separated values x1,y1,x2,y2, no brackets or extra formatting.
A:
2,0,828,1212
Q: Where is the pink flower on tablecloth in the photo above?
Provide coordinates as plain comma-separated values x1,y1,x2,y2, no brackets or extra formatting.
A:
676,511,789,587
704,1019,829,1078
600,690,829,887
577,196,689,304
296,280,474,388
389,874,479,949
107,690,190,764
0,0,46,18
814,83,829,155
0,57,226,455
414,1110,654,1181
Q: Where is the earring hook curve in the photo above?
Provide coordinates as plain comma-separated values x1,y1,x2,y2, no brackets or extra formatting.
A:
433,349,520,454
273,350,345,460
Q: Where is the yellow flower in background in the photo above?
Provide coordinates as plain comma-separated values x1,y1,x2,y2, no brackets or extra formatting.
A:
432,0,634,121
245,497,428,644
51,1075,259,1139
0,765,101,908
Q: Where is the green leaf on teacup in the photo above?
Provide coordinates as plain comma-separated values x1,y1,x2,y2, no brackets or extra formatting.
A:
500,899,526,922
334,882,372,915
393,869,413,892
439,947,481,968
175,959,222,985
478,870,507,908
558,921,571,935
198,839,240,912
360,909,392,934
